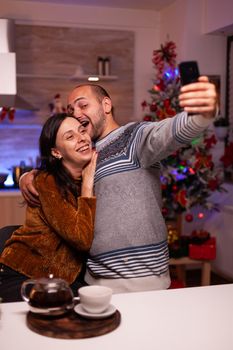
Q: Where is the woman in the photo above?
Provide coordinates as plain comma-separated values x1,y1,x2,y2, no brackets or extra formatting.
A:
0,114,97,302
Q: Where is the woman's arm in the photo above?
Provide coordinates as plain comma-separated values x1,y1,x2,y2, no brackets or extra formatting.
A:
36,173,96,252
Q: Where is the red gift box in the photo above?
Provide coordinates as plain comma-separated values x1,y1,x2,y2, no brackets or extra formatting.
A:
189,237,216,260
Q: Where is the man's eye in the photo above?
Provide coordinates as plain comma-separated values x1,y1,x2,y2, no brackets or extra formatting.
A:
67,105,74,116
66,135,73,140
81,121,89,127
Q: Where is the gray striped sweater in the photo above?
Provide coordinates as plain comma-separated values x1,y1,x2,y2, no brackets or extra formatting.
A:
85,112,212,293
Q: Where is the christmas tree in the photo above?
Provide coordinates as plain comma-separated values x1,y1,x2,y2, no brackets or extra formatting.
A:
142,41,223,224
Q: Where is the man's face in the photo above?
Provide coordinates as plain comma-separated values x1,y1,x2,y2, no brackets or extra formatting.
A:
67,86,107,141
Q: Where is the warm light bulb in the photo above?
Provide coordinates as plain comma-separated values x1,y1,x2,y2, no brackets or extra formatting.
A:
88,76,100,82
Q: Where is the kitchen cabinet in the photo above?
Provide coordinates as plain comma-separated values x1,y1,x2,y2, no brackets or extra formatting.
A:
0,190,26,227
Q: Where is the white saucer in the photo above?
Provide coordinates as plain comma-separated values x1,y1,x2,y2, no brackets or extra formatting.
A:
74,304,116,319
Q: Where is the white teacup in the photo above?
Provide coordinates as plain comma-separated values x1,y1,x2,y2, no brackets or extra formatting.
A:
78,285,112,314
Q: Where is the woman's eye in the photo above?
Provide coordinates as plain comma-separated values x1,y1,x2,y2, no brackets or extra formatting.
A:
81,104,87,109
79,127,86,134
66,135,73,140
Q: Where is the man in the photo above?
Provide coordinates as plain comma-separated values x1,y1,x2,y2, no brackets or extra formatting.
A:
20,77,217,293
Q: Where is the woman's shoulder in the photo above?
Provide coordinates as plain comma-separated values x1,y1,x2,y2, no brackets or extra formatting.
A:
35,171,56,188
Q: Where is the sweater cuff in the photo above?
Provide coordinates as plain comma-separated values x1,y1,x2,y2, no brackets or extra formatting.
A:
78,196,96,210
192,114,214,128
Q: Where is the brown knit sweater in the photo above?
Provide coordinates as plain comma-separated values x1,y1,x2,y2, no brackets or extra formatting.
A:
0,172,96,284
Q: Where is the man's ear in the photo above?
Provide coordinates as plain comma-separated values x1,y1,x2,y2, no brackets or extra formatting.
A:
102,97,112,115
51,148,62,159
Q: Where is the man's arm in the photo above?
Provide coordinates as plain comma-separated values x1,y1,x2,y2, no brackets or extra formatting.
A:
137,76,218,167
19,169,40,206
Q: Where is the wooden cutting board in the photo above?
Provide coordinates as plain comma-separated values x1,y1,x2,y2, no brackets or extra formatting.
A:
26,309,121,339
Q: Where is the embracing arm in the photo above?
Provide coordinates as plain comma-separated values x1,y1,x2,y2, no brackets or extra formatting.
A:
19,170,40,207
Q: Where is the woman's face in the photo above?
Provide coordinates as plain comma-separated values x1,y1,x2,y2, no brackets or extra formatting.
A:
51,117,92,168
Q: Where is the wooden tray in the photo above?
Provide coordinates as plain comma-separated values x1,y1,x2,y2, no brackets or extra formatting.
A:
26,309,121,339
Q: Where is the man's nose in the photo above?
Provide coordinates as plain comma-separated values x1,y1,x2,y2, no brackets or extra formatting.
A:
73,106,83,119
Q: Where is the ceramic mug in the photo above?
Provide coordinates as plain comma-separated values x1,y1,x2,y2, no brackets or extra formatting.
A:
78,285,112,314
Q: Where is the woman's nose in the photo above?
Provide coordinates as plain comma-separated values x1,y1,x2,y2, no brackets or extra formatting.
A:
77,133,86,143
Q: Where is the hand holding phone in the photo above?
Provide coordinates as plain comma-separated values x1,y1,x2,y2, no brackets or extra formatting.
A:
178,61,200,86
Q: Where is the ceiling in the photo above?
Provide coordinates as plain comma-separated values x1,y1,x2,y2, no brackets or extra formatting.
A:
20,0,177,11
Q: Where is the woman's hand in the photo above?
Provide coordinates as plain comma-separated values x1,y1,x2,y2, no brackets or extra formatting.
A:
81,150,98,197
179,76,218,119
19,169,40,206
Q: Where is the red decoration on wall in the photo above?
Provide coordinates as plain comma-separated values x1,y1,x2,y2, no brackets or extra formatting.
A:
152,41,177,78
0,107,15,121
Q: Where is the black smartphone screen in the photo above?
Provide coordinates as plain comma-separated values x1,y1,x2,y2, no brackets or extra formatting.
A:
178,61,200,85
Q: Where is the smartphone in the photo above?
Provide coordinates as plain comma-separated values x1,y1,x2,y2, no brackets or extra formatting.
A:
178,61,200,85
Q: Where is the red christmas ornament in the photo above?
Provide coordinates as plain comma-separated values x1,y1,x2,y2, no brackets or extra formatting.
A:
166,108,176,116
164,99,170,109
195,152,213,170
162,207,169,216
157,79,165,91
204,135,217,149
175,189,187,207
185,213,193,222
180,160,187,166
150,103,157,112
208,178,219,191
141,100,147,110
143,115,153,122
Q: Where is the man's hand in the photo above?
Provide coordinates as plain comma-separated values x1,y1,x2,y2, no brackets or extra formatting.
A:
179,76,217,119
19,169,40,206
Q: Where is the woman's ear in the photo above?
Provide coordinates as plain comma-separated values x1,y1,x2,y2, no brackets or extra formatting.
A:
51,148,62,159
102,97,112,115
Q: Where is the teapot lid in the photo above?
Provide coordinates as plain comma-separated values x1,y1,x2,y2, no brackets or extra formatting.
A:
34,274,70,290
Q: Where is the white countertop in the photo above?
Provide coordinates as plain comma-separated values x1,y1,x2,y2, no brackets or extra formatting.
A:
1,284,233,350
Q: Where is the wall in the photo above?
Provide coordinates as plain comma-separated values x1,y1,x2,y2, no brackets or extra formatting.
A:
0,0,160,121
16,24,135,125
203,0,233,34
160,0,227,116
0,0,160,174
